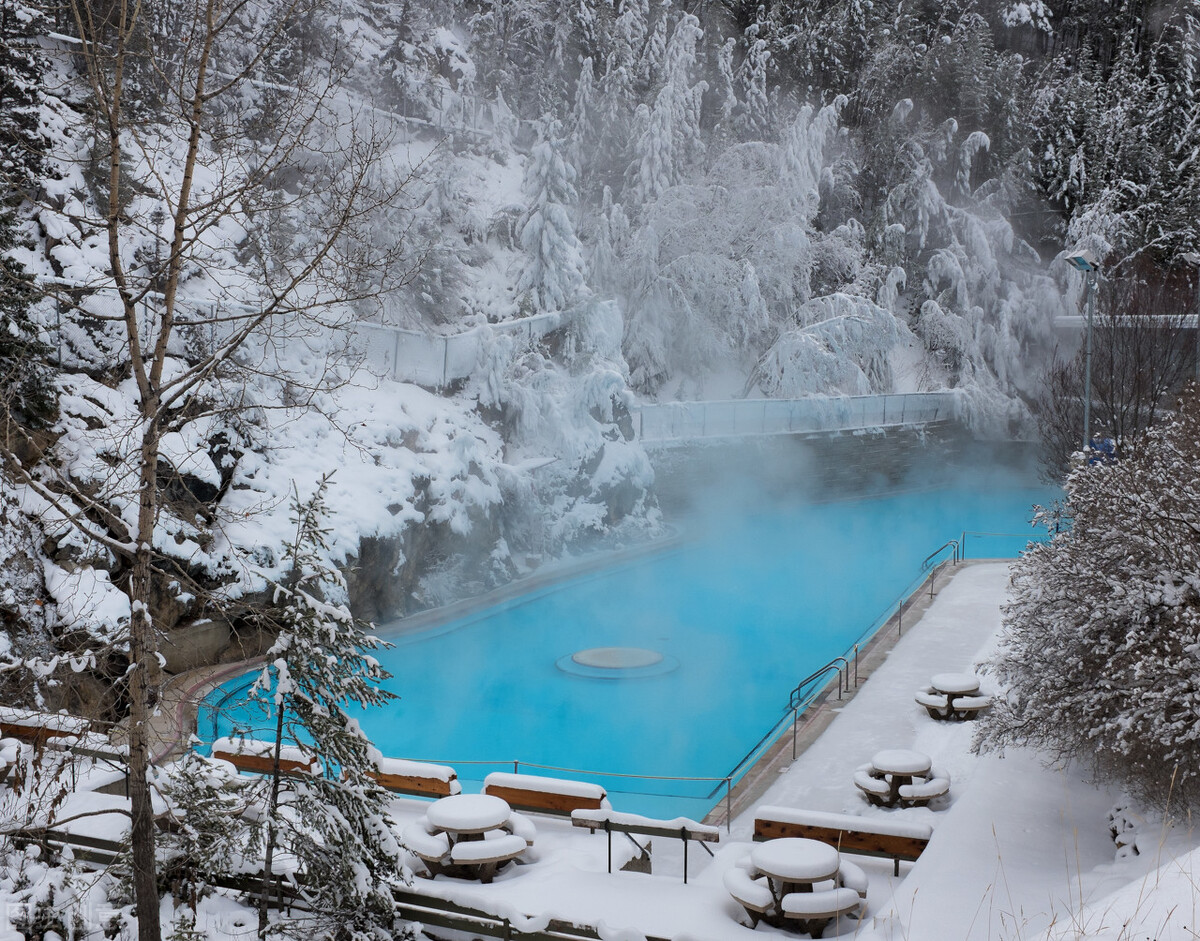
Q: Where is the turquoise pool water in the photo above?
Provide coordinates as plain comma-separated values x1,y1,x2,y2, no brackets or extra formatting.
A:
203,476,1054,818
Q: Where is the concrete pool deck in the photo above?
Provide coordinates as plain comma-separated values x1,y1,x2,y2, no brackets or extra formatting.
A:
704,557,963,829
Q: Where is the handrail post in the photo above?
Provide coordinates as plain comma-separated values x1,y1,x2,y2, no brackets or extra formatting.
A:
725,779,732,833
792,707,798,760
682,827,690,883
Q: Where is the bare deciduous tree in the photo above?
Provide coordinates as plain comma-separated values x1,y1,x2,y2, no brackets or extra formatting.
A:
0,1,414,937
1033,270,1196,479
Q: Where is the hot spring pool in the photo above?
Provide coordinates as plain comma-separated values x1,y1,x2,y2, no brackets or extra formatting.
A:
202,475,1055,818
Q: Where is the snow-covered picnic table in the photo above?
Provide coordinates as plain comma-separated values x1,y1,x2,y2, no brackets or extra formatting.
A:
403,793,535,884
853,749,950,808
725,838,863,936
914,671,992,720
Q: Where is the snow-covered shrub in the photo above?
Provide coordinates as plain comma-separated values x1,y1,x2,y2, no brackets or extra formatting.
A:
978,394,1200,809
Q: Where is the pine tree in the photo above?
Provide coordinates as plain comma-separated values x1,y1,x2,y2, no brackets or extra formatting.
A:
517,134,587,312
159,750,260,920
247,473,401,940
736,30,771,139
0,0,54,427
625,13,706,206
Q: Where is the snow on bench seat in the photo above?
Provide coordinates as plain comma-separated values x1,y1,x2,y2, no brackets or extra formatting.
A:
898,769,951,804
914,690,949,714
852,769,891,797
780,886,861,918
483,772,607,816
723,866,774,914
450,833,527,865
507,812,537,845
211,737,320,776
570,808,719,841
369,756,461,797
400,822,451,863
953,694,991,711
837,858,868,899
754,806,933,875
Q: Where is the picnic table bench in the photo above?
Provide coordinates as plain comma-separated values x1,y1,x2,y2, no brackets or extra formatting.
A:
571,808,720,882
754,806,932,876
483,772,608,817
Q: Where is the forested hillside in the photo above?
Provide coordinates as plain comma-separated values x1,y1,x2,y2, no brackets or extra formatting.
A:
1,0,1198,713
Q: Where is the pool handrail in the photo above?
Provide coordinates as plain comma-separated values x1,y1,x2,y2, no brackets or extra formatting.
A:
921,539,959,571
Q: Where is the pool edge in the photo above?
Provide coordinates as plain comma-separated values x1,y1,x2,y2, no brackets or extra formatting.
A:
701,558,1007,830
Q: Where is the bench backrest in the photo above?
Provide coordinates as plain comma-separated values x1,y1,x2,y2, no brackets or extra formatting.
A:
368,768,460,798
213,748,318,777
754,817,929,862
484,783,604,815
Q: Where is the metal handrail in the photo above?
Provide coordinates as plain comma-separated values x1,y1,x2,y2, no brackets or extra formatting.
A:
921,539,959,570
788,658,849,710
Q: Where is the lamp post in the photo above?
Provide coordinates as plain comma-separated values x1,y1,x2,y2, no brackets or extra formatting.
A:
1183,252,1200,383
1066,248,1099,452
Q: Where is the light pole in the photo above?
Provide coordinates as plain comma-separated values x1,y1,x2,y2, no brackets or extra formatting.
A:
1066,248,1100,452
1183,252,1200,383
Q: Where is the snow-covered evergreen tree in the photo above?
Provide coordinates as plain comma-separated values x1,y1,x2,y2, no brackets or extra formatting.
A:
625,13,706,207
246,474,401,940
0,0,54,427
517,135,587,313
978,392,1200,809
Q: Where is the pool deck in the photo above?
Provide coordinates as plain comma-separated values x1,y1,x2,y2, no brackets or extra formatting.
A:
703,558,962,830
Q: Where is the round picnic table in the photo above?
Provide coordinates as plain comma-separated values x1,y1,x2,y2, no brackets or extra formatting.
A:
866,749,932,807
931,672,981,696
918,673,989,721
413,794,528,883
426,793,512,838
870,749,932,777
751,838,840,888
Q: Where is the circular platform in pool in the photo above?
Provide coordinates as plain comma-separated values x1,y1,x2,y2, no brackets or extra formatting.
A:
556,647,679,679
574,647,662,668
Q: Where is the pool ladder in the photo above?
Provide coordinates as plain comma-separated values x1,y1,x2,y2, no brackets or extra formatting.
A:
786,656,856,760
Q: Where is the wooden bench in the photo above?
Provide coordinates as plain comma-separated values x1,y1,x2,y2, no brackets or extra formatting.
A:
368,756,461,798
754,806,932,876
483,772,607,817
211,737,320,776
571,808,720,882
0,707,90,746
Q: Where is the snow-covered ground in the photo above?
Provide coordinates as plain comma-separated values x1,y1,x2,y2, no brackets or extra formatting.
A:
10,561,1198,940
